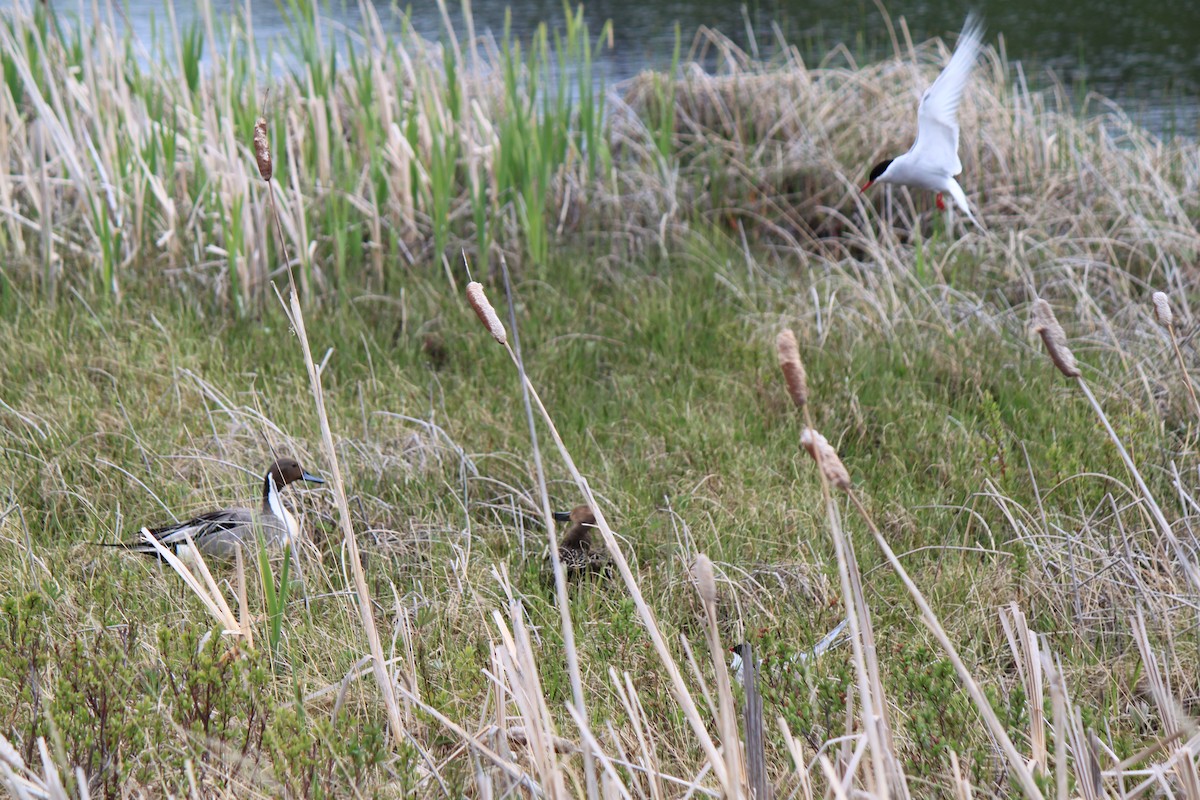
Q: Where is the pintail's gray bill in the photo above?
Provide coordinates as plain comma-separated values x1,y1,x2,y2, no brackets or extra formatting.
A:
552,511,572,522
302,472,325,484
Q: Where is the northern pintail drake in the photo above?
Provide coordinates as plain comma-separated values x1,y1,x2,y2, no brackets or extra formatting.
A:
109,457,324,560
550,505,610,575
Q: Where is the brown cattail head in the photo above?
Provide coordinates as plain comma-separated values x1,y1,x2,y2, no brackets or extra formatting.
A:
466,281,507,345
693,554,717,607
800,428,852,491
1031,299,1081,378
253,117,272,182
1153,292,1174,328
776,328,809,409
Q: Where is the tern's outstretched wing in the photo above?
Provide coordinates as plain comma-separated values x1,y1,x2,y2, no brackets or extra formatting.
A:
908,15,984,177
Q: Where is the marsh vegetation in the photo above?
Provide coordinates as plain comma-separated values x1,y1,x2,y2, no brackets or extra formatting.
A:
3,1,1200,798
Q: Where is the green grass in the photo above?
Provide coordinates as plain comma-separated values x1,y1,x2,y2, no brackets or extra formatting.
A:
2,230,1193,794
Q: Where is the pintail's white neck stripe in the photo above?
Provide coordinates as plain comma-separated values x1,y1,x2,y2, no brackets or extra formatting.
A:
266,473,298,542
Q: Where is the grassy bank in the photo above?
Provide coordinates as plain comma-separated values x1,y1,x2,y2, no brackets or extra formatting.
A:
4,0,1200,798
4,241,1199,796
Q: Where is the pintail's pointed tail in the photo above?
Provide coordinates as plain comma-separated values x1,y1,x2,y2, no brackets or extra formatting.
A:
92,539,173,560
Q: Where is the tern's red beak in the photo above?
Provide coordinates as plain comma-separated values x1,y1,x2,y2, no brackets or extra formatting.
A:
860,180,874,192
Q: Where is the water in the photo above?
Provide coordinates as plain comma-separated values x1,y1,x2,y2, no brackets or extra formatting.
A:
114,0,1200,135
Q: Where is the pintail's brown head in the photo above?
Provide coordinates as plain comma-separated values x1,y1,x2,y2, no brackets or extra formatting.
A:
265,457,324,493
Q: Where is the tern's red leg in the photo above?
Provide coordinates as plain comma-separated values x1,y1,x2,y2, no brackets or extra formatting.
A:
936,193,946,211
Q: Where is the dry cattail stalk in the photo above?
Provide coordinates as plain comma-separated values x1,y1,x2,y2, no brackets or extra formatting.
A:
1031,299,1081,378
253,117,272,182
693,554,717,607
1153,291,1174,327
800,428,852,491
776,328,808,409
1153,289,1200,421
466,281,507,345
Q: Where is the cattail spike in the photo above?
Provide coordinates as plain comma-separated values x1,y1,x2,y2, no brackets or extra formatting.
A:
693,554,717,607
776,328,809,409
1153,292,1174,327
253,117,272,182
800,428,852,491
467,282,507,345
1032,299,1081,378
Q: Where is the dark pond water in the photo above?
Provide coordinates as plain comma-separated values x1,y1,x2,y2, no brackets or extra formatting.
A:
114,0,1200,134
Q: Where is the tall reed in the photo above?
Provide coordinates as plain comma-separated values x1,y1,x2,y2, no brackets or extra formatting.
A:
255,114,407,746
465,279,737,794
0,0,616,306
7,0,1198,309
